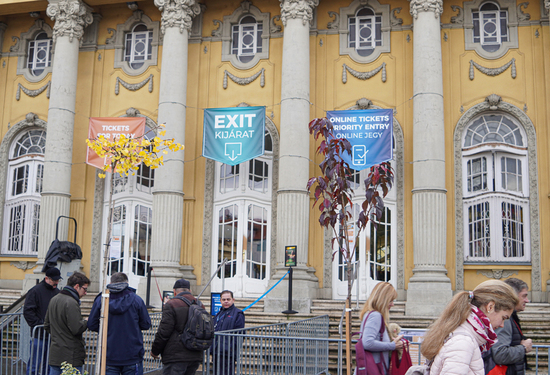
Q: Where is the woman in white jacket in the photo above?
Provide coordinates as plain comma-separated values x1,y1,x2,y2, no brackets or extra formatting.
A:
421,280,519,375
358,282,404,375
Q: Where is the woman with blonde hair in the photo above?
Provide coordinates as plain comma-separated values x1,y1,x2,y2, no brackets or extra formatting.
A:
421,280,519,375
357,282,403,375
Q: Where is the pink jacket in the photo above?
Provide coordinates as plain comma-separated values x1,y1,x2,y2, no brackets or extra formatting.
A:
430,321,487,375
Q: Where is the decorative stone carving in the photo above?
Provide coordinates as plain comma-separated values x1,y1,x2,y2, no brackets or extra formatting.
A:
279,0,319,26
211,19,222,37
546,0,550,12
105,28,116,44
450,5,464,24
477,269,518,279
240,0,251,13
270,15,282,33
10,36,21,52
223,68,265,89
327,11,339,29
46,0,93,43
409,0,443,19
485,94,502,110
469,58,516,80
391,7,403,26
342,63,386,83
154,0,201,34
356,97,373,109
115,74,154,95
517,2,530,22
16,81,51,101
11,261,37,270
126,107,141,117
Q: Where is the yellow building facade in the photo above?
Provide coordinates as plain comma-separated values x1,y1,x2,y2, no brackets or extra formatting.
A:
0,0,548,314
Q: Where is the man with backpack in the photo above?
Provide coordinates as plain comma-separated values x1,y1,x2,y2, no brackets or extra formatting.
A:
151,279,213,375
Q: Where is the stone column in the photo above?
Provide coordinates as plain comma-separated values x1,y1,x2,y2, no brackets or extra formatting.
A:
28,0,92,290
405,0,452,316
141,0,200,306
264,0,319,314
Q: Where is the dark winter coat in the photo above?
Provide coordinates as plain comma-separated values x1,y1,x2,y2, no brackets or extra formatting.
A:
213,304,245,354
87,287,152,366
151,291,204,364
44,287,87,367
23,279,59,338
492,312,526,375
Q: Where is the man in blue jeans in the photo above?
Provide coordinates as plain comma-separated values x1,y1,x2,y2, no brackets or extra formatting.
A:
88,272,151,375
23,267,61,375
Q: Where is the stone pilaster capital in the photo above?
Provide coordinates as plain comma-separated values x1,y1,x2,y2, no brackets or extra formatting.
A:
46,0,93,44
546,0,550,11
279,0,319,26
409,0,443,19
154,0,201,34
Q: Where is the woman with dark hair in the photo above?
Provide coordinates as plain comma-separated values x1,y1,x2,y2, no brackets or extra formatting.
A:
357,282,403,375
421,280,519,375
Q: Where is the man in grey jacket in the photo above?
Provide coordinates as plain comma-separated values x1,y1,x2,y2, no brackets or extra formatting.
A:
490,278,532,375
44,272,90,375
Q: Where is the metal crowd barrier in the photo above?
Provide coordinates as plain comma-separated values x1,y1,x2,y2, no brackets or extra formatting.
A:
201,315,330,375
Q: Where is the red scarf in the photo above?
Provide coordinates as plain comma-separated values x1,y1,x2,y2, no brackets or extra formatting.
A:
467,304,498,352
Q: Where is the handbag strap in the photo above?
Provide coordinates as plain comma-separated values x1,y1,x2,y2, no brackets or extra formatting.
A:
360,310,389,373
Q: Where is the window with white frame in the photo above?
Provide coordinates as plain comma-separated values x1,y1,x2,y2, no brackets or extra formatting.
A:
472,2,508,53
2,129,46,255
463,0,519,59
348,8,382,57
338,0,391,64
231,16,263,64
213,130,273,286
27,32,52,77
219,2,270,70
462,114,529,263
124,23,153,70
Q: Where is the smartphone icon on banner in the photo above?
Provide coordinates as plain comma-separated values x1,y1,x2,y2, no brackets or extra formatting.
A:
352,145,368,166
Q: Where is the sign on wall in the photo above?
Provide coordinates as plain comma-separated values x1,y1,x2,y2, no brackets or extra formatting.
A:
203,106,266,166
86,117,146,170
326,109,393,171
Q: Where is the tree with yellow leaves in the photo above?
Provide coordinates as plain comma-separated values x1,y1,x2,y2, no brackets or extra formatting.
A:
86,123,183,375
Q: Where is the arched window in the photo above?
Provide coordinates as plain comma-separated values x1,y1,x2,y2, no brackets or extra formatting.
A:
2,129,46,255
212,130,273,297
348,7,382,57
472,2,508,52
124,23,153,70
102,126,155,287
27,32,52,77
231,15,263,64
462,114,529,262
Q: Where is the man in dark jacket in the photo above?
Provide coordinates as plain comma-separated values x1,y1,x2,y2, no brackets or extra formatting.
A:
151,279,203,375
489,278,533,375
87,272,152,375
44,272,89,375
23,267,61,375
212,290,245,375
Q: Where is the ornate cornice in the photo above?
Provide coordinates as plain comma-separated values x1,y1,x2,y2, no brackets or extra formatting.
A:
342,63,386,83
409,0,443,19
469,58,516,80
115,74,154,95
46,0,93,43
16,81,51,100
223,68,265,89
279,0,319,26
154,0,200,34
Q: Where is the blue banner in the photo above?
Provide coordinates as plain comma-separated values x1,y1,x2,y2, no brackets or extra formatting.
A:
203,106,265,166
326,109,393,171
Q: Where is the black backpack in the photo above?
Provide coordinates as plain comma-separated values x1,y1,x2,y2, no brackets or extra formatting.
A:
175,296,215,351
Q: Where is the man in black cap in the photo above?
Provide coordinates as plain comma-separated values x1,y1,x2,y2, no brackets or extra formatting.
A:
151,279,204,375
23,267,62,375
